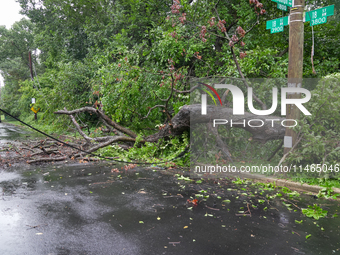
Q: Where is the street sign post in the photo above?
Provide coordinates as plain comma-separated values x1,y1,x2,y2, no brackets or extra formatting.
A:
31,107,40,114
266,16,289,33
305,5,334,26
284,0,304,157
271,0,294,8
267,4,334,33
266,1,335,158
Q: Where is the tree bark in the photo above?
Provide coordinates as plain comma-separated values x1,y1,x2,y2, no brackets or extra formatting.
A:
147,104,285,143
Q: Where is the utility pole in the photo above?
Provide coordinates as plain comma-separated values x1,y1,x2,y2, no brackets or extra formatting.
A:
28,51,37,120
284,0,305,154
28,51,34,81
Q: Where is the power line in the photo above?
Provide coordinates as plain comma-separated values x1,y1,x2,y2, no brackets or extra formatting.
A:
0,108,189,165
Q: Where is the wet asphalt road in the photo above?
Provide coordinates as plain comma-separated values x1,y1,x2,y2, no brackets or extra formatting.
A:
0,122,340,255
0,122,43,143
0,163,340,255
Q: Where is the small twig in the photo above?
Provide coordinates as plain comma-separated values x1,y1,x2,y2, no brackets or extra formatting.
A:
27,156,68,164
205,205,220,211
292,231,301,236
142,105,166,119
26,225,40,229
163,194,183,198
271,207,279,212
173,85,199,94
169,242,181,246
235,214,251,217
247,203,252,217
277,133,303,166
267,141,283,161
21,147,35,152
282,198,301,210
26,223,47,230
11,144,22,156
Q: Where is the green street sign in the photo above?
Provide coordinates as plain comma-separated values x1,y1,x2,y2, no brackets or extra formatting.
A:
271,0,294,8
310,16,327,26
266,16,289,30
305,5,334,26
277,3,288,11
271,26,284,33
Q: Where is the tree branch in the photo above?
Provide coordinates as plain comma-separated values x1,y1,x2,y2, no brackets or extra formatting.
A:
173,85,198,93
55,107,137,138
213,6,266,110
230,47,266,109
65,107,93,143
142,105,165,119
74,136,136,158
276,47,289,57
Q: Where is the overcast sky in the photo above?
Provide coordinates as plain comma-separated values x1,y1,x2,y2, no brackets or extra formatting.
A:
0,0,26,86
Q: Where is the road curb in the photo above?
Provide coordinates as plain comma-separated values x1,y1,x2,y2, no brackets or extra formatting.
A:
232,171,340,195
189,166,340,195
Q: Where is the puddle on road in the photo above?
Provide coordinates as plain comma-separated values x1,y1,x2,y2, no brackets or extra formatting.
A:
0,163,340,255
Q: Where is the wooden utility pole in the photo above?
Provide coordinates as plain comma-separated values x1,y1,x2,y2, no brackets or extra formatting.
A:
28,51,34,81
284,0,305,154
28,51,38,120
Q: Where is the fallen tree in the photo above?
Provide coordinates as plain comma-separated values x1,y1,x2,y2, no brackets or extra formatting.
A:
0,103,286,166
52,104,285,159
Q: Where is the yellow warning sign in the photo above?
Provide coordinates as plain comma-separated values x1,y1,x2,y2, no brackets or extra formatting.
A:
31,106,40,114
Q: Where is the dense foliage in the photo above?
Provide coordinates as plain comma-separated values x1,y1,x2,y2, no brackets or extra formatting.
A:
288,73,340,172
0,0,339,166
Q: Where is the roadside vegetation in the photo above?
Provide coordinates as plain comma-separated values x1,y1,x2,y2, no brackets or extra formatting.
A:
0,0,340,188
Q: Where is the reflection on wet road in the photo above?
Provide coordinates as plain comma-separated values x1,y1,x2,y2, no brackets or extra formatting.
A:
0,122,44,145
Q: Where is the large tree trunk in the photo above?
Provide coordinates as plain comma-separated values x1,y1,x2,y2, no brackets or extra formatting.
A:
147,104,285,143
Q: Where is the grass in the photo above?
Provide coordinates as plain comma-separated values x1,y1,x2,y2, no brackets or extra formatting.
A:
218,159,340,190
1,113,75,137
291,177,340,189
